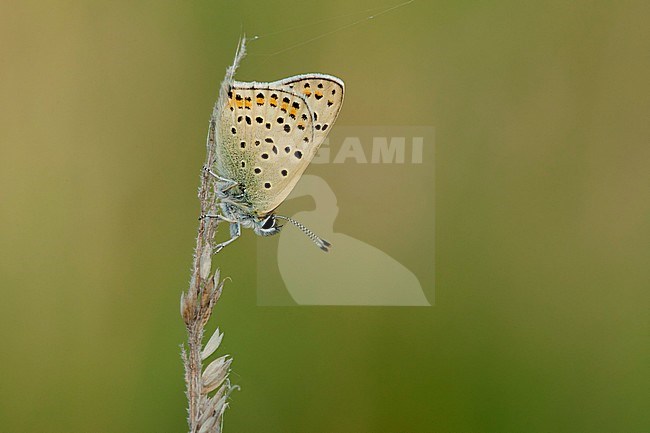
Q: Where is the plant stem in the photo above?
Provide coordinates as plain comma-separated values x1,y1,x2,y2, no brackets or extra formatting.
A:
180,37,247,433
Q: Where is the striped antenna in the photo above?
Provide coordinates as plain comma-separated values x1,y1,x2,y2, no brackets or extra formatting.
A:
275,215,332,252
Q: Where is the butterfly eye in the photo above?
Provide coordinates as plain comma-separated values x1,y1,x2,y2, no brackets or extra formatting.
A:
261,215,275,229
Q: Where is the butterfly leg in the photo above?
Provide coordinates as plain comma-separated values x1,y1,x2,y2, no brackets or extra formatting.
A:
214,221,241,253
198,213,236,223
204,166,238,189
199,214,241,253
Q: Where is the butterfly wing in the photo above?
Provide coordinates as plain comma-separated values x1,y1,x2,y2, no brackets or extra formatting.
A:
215,74,344,216
272,74,345,147
215,85,316,215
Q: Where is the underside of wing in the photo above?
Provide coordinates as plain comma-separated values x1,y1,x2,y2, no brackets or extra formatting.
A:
271,74,345,148
215,85,316,215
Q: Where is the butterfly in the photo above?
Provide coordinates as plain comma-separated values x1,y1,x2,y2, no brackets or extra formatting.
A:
205,73,344,253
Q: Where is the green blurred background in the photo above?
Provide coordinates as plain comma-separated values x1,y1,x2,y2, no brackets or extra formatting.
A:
1,0,648,432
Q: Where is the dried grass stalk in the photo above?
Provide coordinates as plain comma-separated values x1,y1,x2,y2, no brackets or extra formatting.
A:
180,38,247,433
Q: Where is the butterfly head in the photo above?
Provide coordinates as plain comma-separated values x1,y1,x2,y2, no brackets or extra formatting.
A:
253,213,282,237
216,194,282,237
